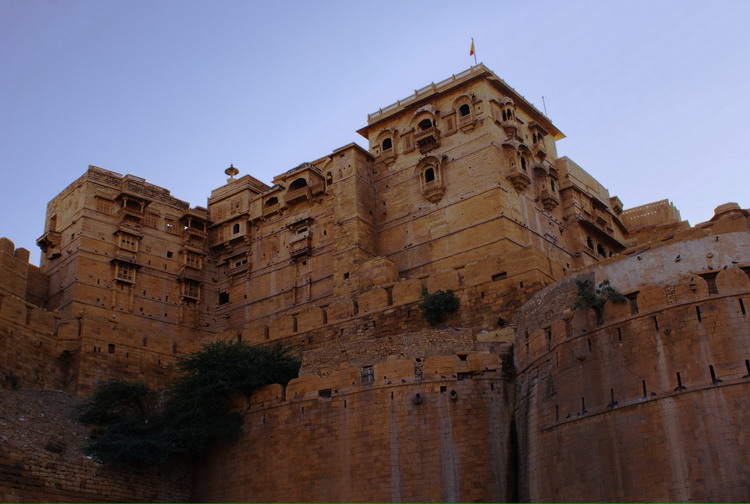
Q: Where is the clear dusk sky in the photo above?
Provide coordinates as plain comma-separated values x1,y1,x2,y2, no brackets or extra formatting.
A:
1,0,748,265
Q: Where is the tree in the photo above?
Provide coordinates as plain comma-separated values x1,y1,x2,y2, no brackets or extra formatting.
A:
75,341,300,468
571,279,626,325
420,289,460,325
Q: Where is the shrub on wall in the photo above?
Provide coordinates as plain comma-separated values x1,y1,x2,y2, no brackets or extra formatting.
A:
420,289,460,325
571,279,626,324
76,341,300,468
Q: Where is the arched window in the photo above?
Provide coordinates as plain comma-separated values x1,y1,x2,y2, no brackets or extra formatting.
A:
506,108,514,120
382,138,393,151
459,104,471,117
232,223,240,234
418,118,433,130
597,244,606,257
520,157,528,171
424,167,436,183
586,236,594,249
265,197,278,207
550,179,557,192
326,172,333,185
502,110,508,121
289,178,307,191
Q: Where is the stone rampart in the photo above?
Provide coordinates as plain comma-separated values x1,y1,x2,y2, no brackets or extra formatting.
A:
515,232,750,502
194,352,516,503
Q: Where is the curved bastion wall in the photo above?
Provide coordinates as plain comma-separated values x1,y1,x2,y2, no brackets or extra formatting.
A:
193,352,516,503
515,231,750,502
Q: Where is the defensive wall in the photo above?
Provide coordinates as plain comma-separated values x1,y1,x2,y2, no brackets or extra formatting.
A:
0,438,189,503
205,244,558,377
194,351,516,503
515,216,750,502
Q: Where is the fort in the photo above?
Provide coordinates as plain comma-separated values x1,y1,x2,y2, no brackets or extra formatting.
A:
1,64,749,502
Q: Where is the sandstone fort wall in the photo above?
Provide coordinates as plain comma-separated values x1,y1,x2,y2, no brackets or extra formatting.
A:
515,230,750,502
194,352,516,503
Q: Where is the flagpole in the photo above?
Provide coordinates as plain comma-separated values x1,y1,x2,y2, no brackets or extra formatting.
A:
472,38,477,66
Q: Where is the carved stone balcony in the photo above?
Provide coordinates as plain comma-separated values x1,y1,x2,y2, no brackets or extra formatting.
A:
422,179,445,203
507,168,531,192
458,115,477,133
415,126,441,153
286,186,311,205
289,236,311,260
310,182,325,196
533,142,548,161
498,119,518,137
182,226,207,242
540,188,560,212
117,203,144,221
36,231,61,259
179,266,202,282
263,202,280,217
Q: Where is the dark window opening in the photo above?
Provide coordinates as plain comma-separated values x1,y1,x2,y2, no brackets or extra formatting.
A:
710,364,722,383
318,388,332,398
586,236,594,249
361,365,374,386
675,371,686,391
289,178,308,191
740,298,747,316
343,272,349,280
166,251,173,258
699,272,719,295
232,223,240,234
459,104,470,117
520,156,527,171
218,291,230,305
382,138,393,151
418,118,432,130
696,306,702,322
424,167,435,183
108,344,115,354
597,244,606,257
626,292,639,315
265,197,278,207
491,271,508,282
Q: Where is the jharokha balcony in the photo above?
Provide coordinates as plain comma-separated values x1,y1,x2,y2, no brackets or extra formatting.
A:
415,126,441,153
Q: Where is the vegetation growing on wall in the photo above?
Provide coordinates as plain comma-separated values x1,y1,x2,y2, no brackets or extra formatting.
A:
76,341,300,468
571,279,626,324
420,289,460,325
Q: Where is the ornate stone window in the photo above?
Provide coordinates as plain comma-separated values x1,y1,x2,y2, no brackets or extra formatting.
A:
115,262,136,283
417,155,446,203
382,138,393,151
459,104,471,117
286,178,310,204
182,279,201,300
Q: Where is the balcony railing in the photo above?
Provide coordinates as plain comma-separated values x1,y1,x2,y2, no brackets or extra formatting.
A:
262,202,280,217
289,236,311,259
415,126,441,153
182,226,208,241
285,186,311,204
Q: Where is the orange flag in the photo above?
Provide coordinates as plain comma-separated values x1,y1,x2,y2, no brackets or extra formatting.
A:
469,39,475,56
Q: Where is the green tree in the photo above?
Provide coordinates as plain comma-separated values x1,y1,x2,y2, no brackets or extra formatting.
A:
75,342,300,468
571,279,626,325
420,289,460,325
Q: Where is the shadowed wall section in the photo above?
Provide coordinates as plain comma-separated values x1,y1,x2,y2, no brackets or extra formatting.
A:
193,353,516,503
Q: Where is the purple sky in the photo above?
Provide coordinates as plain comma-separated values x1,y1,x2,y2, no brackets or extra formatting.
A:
2,0,748,265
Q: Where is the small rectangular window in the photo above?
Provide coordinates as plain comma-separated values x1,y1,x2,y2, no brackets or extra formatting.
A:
360,365,374,385
699,273,719,295
218,291,230,305
115,262,136,283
